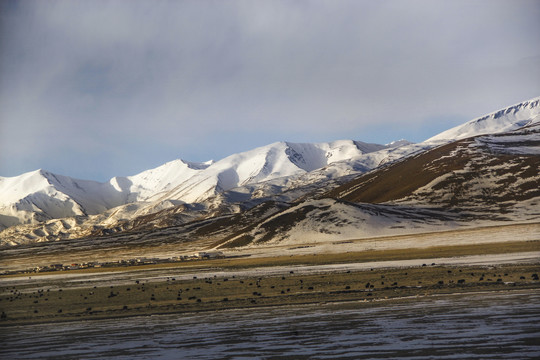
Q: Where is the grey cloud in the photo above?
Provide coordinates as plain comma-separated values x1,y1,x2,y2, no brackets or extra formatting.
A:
1,0,539,180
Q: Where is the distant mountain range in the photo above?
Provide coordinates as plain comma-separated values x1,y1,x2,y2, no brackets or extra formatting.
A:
0,140,387,229
1,96,539,247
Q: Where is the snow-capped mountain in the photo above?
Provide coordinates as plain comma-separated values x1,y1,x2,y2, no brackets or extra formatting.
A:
149,140,386,205
1,96,538,247
0,140,384,230
112,159,214,203
0,159,213,230
329,123,540,209
0,169,125,229
426,96,540,142
214,120,540,249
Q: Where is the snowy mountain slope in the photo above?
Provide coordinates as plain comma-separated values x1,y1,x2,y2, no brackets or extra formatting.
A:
426,97,540,142
149,140,386,205
0,170,126,229
175,140,425,211
1,96,539,246
5,122,537,248
211,123,540,250
114,159,213,202
0,140,384,231
214,199,462,249
328,123,540,216
0,159,212,230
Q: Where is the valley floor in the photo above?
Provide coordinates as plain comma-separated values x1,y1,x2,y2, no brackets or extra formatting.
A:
0,236,538,326
1,221,539,273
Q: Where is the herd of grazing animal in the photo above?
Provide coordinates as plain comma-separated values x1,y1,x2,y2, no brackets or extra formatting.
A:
0,266,538,323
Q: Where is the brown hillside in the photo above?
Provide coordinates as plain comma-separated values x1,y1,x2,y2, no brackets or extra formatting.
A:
325,133,540,208
324,140,472,203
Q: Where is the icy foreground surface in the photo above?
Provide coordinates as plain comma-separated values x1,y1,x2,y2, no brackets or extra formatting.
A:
1,291,538,359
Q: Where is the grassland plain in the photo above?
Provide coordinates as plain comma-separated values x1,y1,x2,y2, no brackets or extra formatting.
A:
1,240,539,326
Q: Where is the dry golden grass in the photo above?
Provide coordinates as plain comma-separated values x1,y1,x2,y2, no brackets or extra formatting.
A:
2,239,537,279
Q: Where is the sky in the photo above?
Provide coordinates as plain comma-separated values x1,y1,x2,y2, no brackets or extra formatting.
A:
1,0,539,182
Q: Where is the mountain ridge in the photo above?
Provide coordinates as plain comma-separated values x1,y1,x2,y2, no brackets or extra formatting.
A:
0,140,387,230
1,96,539,246
213,123,540,249
425,96,540,142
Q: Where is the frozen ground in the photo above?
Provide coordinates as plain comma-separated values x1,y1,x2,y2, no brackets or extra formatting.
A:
1,290,539,359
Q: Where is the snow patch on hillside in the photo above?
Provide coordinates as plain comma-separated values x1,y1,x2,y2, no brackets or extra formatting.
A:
221,199,460,248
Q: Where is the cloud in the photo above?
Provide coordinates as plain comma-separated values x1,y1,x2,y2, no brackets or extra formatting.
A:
1,0,539,180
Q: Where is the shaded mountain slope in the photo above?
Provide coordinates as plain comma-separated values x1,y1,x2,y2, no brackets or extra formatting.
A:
324,141,471,204
328,123,540,213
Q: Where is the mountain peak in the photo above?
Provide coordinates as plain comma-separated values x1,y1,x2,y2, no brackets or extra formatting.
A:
385,139,413,148
166,159,214,171
425,96,540,142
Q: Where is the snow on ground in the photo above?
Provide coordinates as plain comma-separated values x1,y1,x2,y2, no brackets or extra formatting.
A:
1,222,537,286
2,251,538,291
220,198,464,248
220,222,540,258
